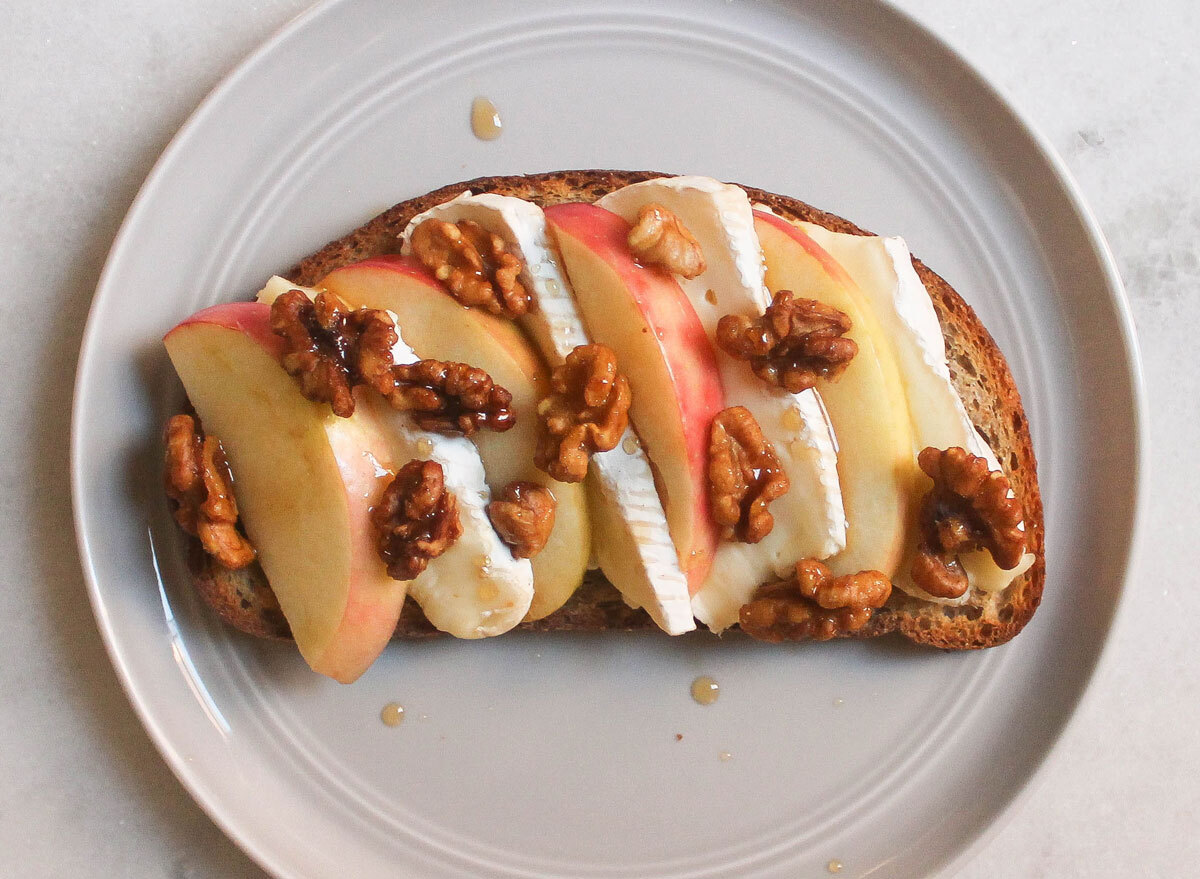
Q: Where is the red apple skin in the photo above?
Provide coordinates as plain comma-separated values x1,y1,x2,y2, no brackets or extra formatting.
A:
172,301,287,360
545,202,723,591
754,210,859,284
334,254,440,286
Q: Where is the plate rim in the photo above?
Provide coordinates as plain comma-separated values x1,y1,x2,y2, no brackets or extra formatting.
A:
69,1,1147,877
861,3,1148,875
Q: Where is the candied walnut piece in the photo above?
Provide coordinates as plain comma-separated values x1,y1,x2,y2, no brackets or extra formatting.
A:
534,343,632,483
371,460,463,581
384,359,515,436
716,290,858,393
739,559,891,643
163,414,257,569
270,289,515,435
487,481,557,559
708,406,790,543
910,446,1027,599
270,289,398,417
410,218,531,318
626,203,706,279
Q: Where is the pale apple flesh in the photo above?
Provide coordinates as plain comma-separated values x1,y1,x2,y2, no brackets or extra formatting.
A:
312,256,591,621
164,303,405,683
755,211,918,579
545,203,724,591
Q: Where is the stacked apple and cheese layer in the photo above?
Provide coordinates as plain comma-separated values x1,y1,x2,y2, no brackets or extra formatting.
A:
164,175,1033,683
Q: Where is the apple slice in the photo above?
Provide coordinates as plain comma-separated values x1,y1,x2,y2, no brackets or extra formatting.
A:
164,302,404,683
545,202,725,590
793,222,1036,598
755,210,919,578
401,192,694,634
598,176,846,631
253,281,536,636
306,257,590,622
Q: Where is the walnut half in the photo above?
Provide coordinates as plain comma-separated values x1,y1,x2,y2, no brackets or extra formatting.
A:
410,218,532,318
716,290,857,393
370,460,463,581
163,414,257,570
626,203,706,279
487,481,557,559
910,446,1026,599
739,559,891,642
383,359,516,437
535,344,632,483
270,289,398,418
270,289,515,436
708,406,789,543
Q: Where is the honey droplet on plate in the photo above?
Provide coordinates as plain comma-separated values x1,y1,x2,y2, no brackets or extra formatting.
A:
380,702,405,727
471,97,503,141
705,288,718,305
622,434,640,454
827,859,843,874
691,675,719,705
718,750,733,762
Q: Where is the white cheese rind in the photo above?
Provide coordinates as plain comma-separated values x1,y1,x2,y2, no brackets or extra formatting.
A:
599,177,845,631
257,277,535,636
401,191,590,357
401,193,695,634
797,224,1034,602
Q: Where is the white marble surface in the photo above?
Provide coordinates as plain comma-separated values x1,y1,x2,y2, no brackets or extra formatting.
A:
1,0,1194,876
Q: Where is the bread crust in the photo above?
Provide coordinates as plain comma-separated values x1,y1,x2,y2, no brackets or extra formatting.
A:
188,170,1044,649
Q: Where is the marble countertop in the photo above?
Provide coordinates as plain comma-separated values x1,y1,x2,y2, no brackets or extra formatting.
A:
2,0,1194,875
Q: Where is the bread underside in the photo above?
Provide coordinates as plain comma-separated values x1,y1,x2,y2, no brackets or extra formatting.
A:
186,170,1045,649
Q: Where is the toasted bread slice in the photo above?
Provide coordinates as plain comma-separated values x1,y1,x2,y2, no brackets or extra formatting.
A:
183,171,1044,649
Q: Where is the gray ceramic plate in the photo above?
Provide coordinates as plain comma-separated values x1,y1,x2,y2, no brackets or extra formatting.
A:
72,1,1143,876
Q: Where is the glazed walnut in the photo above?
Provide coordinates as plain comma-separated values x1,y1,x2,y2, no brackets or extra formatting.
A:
410,218,532,318
384,359,516,436
535,344,632,483
708,406,790,543
270,289,398,417
626,203,706,279
487,481,557,559
371,459,463,581
716,290,857,393
910,446,1026,599
271,289,514,435
163,414,257,569
739,559,891,643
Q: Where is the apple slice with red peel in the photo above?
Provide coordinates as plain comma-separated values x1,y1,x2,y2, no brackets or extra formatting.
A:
292,256,591,622
545,203,725,589
164,302,404,683
754,210,918,578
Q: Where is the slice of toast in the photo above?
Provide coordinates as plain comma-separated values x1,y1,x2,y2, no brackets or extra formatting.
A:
184,170,1045,649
